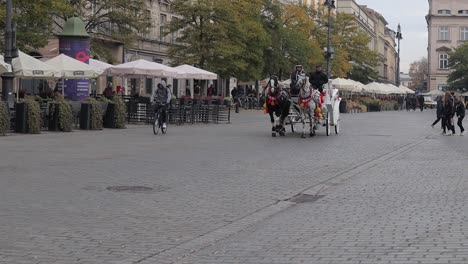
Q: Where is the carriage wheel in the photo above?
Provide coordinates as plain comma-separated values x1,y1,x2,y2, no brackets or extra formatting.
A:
326,113,330,136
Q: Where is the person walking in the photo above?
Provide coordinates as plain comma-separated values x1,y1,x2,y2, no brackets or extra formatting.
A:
431,96,444,129
406,96,411,111
443,92,456,136
456,97,465,136
418,95,425,111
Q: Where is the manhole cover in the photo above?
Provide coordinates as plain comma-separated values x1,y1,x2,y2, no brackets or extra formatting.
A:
106,186,154,193
289,194,325,204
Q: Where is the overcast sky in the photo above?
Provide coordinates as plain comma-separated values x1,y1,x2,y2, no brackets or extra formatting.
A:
355,0,429,73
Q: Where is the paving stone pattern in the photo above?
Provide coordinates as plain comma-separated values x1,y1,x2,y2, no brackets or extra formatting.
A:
1,110,464,264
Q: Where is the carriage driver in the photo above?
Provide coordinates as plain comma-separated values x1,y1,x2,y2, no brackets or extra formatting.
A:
290,65,305,96
309,65,329,93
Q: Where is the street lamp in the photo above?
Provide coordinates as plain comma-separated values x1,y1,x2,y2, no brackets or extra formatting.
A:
395,24,403,86
1,0,17,107
323,0,335,78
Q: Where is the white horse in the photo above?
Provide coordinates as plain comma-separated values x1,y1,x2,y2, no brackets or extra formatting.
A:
297,74,321,138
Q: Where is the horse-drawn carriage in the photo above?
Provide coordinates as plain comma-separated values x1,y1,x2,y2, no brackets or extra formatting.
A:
264,75,341,138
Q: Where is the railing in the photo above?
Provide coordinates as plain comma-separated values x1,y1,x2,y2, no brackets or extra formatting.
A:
124,97,231,125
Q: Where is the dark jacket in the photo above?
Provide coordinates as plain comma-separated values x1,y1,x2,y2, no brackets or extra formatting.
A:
444,96,455,116
153,83,171,104
309,71,328,92
456,101,466,117
436,99,444,118
231,88,238,98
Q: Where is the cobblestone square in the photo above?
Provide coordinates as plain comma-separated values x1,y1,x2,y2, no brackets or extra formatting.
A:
1,110,467,264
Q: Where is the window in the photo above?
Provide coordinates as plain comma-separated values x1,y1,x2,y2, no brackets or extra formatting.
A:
160,14,167,25
461,27,468,40
439,27,449,40
459,10,468,15
160,14,167,42
438,9,451,15
146,78,153,95
439,53,449,69
171,17,178,43
384,65,388,79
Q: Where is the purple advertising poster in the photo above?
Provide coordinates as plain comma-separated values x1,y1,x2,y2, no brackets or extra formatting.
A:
59,39,91,101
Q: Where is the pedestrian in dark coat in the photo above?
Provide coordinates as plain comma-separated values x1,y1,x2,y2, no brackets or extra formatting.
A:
431,96,444,128
456,97,466,136
444,92,456,135
418,95,425,111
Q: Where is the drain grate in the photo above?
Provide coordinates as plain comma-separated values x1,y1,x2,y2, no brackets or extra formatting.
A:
289,194,325,204
106,186,154,193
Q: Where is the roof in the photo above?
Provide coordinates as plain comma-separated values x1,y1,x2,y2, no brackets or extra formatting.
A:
362,6,388,25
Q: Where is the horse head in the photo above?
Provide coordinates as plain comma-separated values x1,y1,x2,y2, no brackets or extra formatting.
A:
312,89,321,104
297,74,311,95
268,75,279,94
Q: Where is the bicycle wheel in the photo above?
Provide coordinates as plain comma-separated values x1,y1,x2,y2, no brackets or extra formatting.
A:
153,113,160,135
161,120,167,134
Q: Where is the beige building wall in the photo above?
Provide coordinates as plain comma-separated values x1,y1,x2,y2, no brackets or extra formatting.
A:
427,0,468,91
337,1,397,84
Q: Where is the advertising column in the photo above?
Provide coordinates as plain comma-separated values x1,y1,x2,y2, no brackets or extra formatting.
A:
58,17,91,101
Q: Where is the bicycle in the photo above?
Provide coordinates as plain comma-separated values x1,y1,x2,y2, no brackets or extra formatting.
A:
153,104,168,135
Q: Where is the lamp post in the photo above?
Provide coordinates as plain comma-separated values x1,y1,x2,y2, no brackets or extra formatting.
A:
323,0,335,78
396,24,403,86
1,0,17,106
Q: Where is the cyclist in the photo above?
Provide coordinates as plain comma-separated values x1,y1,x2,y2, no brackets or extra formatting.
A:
152,81,172,129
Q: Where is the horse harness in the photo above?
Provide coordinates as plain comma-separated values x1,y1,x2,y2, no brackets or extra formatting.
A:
299,88,313,108
267,87,284,106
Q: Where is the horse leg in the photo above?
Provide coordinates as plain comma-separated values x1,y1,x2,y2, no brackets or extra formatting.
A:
269,110,276,137
278,104,288,137
300,107,306,138
309,109,315,137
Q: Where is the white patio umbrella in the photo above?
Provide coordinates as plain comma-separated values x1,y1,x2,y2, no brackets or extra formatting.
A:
12,51,60,79
106,59,183,78
351,80,365,93
423,90,445,96
364,82,383,94
0,55,12,75
399,85,415,94
386,83,405,94
89,58,113,71
173,64,217,80
45,54,103,79
331,78,355,92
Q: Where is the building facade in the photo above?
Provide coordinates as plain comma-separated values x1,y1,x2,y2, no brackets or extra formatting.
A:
427,0,468,91
400,72,413,88
336,0,398,84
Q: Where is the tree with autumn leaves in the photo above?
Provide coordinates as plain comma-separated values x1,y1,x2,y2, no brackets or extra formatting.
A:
167,0,379,81
0,0,151,61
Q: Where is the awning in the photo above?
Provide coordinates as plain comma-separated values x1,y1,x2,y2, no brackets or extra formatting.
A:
173,64,217,80
45,54,102,79
106,59,183,78
12,51,60,79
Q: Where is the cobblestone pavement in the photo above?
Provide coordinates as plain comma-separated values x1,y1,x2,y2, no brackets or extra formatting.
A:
1,109,465,264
